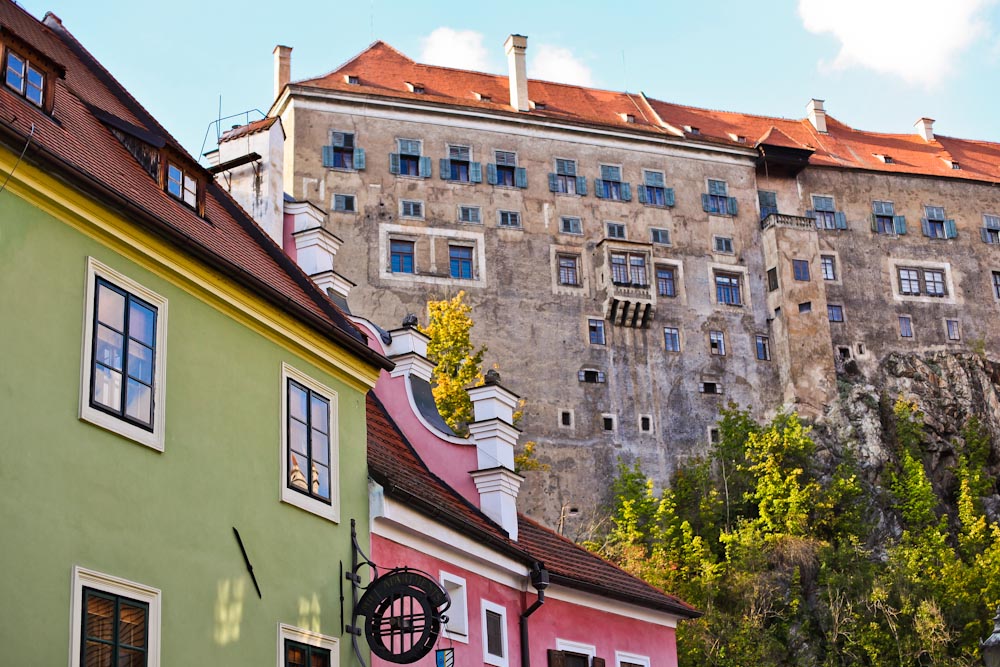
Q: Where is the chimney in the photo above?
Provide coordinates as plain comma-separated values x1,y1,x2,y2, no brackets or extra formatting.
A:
806,98,826,133
915,117,935,142
384,318,435,382
468,370,524,540
504,34,529,112
274,45,292,100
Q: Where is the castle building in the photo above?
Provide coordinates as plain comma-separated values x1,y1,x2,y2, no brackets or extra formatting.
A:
213,36,1000,524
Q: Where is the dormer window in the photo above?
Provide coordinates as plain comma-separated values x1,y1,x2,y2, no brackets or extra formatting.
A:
684,125,700,135
167,162,197,208
621,113,635,123
345,74,360,85
406,82,425,94
4,49,44,107
475,92,492,102
533,101,546,110
874,153,894,164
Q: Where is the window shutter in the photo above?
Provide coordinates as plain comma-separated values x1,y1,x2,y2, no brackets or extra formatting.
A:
576,176,588,195
708,180,726,196
987,216,1000,230
664,188,675,207
487,163,498,185
945,218,957,238
702,193,712,213
389,153,400,174
894,215,907,235
758,190,777,208
353,148,366,170
592,658,606,667
548,172,559,192
440,158,451,180
646,171,665,187
331,132,346,148
601,165,619,181
982,228,993,244
515,167,528,188
621,182,632,201
548,651,567,667
322,146,335,168
470,161,482,183
637,184,647,204
419,156,432,178
334,194,346,210
595,179,605,199
727,196,738,216
921,217,931,237
870,213,879,232
835,211,848,229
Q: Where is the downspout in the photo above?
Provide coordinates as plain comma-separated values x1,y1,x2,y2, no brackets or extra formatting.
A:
520,562,549,667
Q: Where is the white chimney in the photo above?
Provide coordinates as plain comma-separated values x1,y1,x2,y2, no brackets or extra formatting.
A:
274,45,292,100
504,34,529,112
468,371,524,540
385,319,435,382
806,98,827,133
915,117,935,142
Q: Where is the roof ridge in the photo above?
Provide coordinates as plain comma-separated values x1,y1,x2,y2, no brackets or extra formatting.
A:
295,40,414,87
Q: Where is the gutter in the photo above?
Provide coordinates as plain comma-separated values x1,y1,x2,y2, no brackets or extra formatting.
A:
520,563,548,667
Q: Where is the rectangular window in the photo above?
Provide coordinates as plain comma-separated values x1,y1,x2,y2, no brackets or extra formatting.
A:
324,132,359,170
793,259,810,281
560,410,573,427
703,179,735,215
578,369,606,383
596,164,626,201
758,190,778,220
993,271,1000,299
440,573,468,638
394,138,425,177
400,200,423,218
333,194,355,212
767,267,779,292
81,259,168,451
285,639,331,667
899,315,913,338
640,415,652,432
715,272,742,306
701,382,722,395
650,228,670,245
656,266,676,297
446,144,472,182
872,200,898,234
640,170,667,206
390,240,414,274
558,255,580,286
898,267,948,297
551,159,582,195
898,268,921,295
482,602,508,667
494,150,517,186
166,162,198,208
610,254,628,284
982,214,1000,244
664,327,681,352
459,205,482,224
713,236,734,254
560,216,582,234
924,270,946,296
922,205,954,239
279,625,338,667
828,304,844,322
588,319,606,345
606,222,626,239
755,335,770,360
821,255,836,281
709,330,726,356
629,255,647,286
498,210,521,228
4,50,44,107
799,301,812,313
449,245,474,279
946,319,961,341
282,365,339,522
72,567,161,667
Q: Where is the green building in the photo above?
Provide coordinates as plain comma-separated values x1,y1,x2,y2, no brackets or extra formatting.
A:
0,4,391,666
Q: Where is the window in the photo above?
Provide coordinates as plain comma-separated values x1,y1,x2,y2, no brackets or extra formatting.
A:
664,327,681,352
166,162,198,208
390,240,414,274
924,270,946,296
4,49,44,107
578,369,606,383
714,272,742,306
650,228,670,245
616,652,651,667
702,179,737,215
897,266,948,297
498,210,521,228
550,159,586,195
656,266,676,297
440,573,469,640
993,271,1000,299
709,330,726,356
767,267,779,292
899,315,913,338
700,382,721,395
346,75,360,85
828,304,844,322
808,195,846,230
560,216,582,234
588,319,606,345
792,259,810,281
332,194,355,212
946,319,961,341
488,150,526,188
595,165,630,201
898,268,921,295
799,302,812,313
560,410,574,428
629,255,647,286
606,222,626,239
713,236,734,254
81,258,167,451
400,199,423,219
639,415,652,432
279,625,338,667
482,602,508,667
602,415,616,432
285,639,331,667
71,567,161,667
709,428,721,445
638,170,672,207
610,252,645,285
821,255,837,280
459,205,482,224
449,245,474,279
281,364,339,522
758,190,778,221
390,138,429,177
755,335,770,360
982,215,1000,244
922,205,956,239
443,144,477,182
872,200,904,235
559,255,580,286
321,132,364,170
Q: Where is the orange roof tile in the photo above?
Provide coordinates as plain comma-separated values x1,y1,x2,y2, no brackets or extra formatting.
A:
219,116,281,143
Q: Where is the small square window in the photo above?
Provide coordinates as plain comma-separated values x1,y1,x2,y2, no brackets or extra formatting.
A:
401,200,423,218
588,319,606,345
664,326,681,352
821,255,837,281
602,415,616,431
792,259,810,281
946,319,960,340
346,75,360,84
333,194,355,212
281,364,339,522
651,228,671,245
709,330,726,356
560,216,582,234
799,301,812,314
482,602,508,667
755,335,770,360
606,222,626,239
713,236,734,254
459,205,482,224
767,267,779,291
899,315,913,338
828,304,844,322
558,255,581,286
498,210,521,228
701,382,721,395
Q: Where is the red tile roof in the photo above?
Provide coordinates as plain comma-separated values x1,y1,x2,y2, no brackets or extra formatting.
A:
219,116,281,143
296,41,1000,184
365,393,699,618
0,3,389,369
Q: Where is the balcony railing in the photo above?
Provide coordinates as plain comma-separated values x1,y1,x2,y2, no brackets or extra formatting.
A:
760,213,815,231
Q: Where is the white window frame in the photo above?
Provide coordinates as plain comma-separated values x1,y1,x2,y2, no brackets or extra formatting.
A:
280,363,340,523
440,572,469,642
650,227,671,245
616,651,651,667
559,409,575,429
70,566,161,667
601,413,617,432
277,623,339,667
482,600,509,667
458,205,482,224
606,222,627,239
557,639,596,662
80,257,168,451
400,199,424,219
638,414,653,433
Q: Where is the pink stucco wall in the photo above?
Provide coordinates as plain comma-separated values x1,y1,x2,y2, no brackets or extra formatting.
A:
282,211,296,260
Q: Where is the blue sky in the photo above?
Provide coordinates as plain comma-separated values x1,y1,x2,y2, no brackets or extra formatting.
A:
19,0,1000,160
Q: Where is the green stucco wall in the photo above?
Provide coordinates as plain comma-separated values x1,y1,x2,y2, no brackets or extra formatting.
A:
0,189,370,666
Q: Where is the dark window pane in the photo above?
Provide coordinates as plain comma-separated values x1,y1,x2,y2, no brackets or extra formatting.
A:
118,603,147,647
86,593,116,641
84,640,112,667
485,610,504,656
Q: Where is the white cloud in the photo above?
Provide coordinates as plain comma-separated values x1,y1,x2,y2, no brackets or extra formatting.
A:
798,0,995,87
530,44,594,86
419,28,492,72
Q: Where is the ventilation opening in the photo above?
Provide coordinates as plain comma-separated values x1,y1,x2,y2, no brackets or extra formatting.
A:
709,428,721,445
602,416,615,431
856,343,866,355
838,346,852,360
640,416,651,432
560,411,572,427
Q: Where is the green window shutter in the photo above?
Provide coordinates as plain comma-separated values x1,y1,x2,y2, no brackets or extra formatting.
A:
419,156,432,178
515,167,527,188
702,193,712,212
664,188,675,207
576,175,587,195
322,146,335,168
334,194,346,210
601,165,619,181
621,183,632,201
708,179,726,196
595,179,605,199
440,158,451,180
637,184,647,204
921,217,931,236
331,132,346,148
894,215,907,235
389,153,400,174
806,209,818,228
487,163,498,185
645,171,664,187
982,228,993,244
834,211,847,229
727,196,738,216
870,213,879,232
758,190,777,208
353,148,366,170
470,161,482,183
548,172,559,192
945,219,957,238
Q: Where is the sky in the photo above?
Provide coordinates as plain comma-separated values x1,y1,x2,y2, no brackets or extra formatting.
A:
17,0,1000,161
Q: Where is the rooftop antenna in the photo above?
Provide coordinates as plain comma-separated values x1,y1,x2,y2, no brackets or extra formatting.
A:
216,95,222,144
370,0,375,42
621,50,628,93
